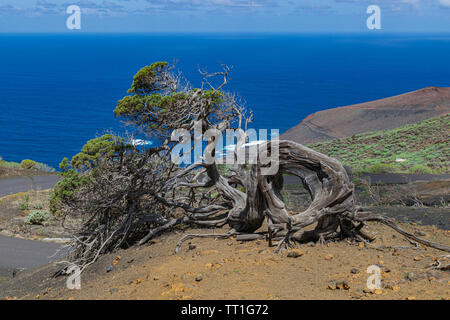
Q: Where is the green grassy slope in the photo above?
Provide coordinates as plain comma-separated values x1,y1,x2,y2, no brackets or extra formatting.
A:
309,114,449,174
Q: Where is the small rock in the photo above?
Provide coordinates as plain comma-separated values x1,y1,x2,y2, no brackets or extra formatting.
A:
325,254,333,261
106,265,114,273
188,244,197,251
327,282,337,290
127,258,135,264
413,257,421,261
385,284,400,292
350,268,360,274
110,288,118,294
227,241,233,246
287,249,304,258
195,274,203,282
336,280,350,290
373,289,382,295
406,272,416,281
426,270,441,280
415,231,427,237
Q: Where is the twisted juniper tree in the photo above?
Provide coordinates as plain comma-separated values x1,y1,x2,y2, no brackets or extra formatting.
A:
54,61,449,272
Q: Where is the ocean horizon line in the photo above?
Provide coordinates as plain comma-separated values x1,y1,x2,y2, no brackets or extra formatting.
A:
2,31,450,36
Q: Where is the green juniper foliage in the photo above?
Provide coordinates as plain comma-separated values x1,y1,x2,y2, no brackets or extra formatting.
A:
50,134,132,215
54,62,227,212
114,62,225,137
70,134,131,170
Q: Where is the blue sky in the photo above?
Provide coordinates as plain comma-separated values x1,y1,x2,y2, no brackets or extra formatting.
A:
0,0,449,32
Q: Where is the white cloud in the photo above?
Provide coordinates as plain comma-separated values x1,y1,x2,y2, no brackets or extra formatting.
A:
401,0,420,4
439,0,450,7
0,1,129,16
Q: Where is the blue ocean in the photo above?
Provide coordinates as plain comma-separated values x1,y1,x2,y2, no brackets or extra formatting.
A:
1,33,450,169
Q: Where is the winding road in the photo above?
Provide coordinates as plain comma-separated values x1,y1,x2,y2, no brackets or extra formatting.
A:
0,235,64,278
0,175,62,279
0,175,59,198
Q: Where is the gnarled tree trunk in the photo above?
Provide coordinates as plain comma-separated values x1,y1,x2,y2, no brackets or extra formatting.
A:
175,140,450,254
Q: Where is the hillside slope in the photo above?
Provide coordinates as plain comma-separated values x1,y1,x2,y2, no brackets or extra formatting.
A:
282,87,450,145
2,223,449,300
309,114,449,174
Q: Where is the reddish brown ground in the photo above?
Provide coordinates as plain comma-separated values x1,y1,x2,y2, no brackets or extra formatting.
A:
4,222,448,301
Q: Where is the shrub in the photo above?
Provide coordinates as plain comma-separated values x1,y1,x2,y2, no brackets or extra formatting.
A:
20,159,37,170
33,202,45,210
34,162,55,173
49,165,89,215
0,160,21,169
409,164,433,174
20,195,29,211
24,210,51,225
70,134,131,170
50,135,131,215
366,163,398,174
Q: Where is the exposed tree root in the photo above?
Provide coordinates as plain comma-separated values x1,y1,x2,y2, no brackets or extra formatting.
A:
352,210,450,252
175,230,237,253
427,255,450,271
